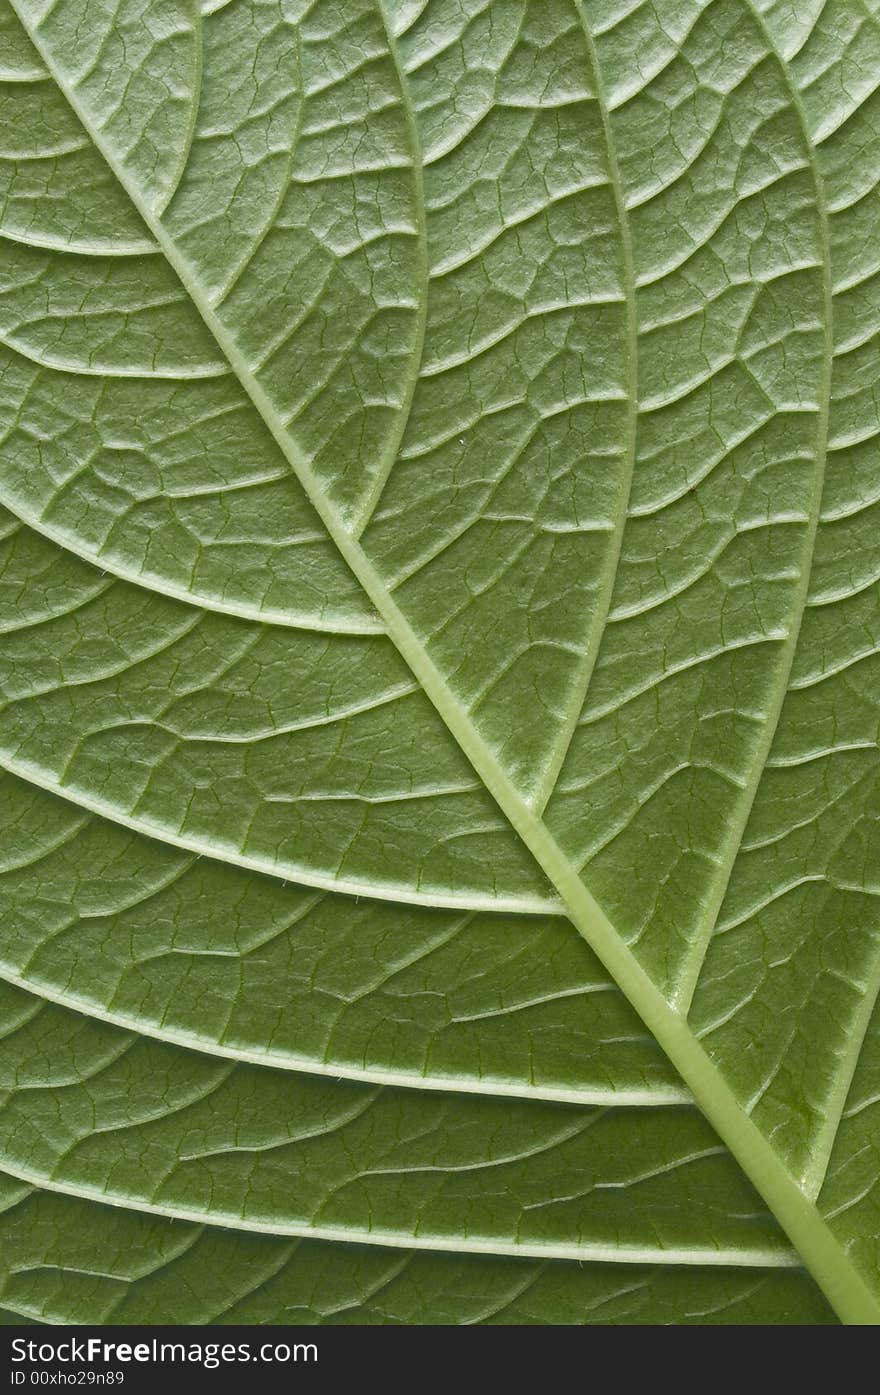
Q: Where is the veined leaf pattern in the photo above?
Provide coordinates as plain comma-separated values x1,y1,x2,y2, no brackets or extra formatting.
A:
1,0,879,1325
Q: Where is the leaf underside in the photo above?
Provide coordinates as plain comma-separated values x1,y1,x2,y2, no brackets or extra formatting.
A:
1,0,880,1327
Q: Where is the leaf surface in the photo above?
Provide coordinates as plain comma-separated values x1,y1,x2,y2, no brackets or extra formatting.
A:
1,0,880,1325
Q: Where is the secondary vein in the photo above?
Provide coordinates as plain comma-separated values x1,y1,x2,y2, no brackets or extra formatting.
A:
529,1,640,816
348,0,429,540
670,0,835,1015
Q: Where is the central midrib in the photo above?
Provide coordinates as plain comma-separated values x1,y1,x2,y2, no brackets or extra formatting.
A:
10,1,880,1326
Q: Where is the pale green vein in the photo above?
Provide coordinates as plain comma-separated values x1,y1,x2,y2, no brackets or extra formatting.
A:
209,27,304,308
151,0,202,219
529,0,640,816
0,331,230,378
348,0,429,541
670,0,834,1015
0,960,689,1108
0,225,158,255
0,749,560,915
802,949,880,1201
0,62,46,78
0,1161,802,1269
0,491,385,635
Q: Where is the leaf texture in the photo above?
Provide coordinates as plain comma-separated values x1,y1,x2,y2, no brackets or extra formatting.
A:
1,0,880,1326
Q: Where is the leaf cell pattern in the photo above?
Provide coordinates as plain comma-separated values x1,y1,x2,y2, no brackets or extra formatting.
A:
1,0,880,1325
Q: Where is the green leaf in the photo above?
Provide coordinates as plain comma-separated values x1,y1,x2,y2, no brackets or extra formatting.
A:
0,0,879,1326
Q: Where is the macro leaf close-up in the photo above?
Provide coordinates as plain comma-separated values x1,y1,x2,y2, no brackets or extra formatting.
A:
1,0,880,1329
